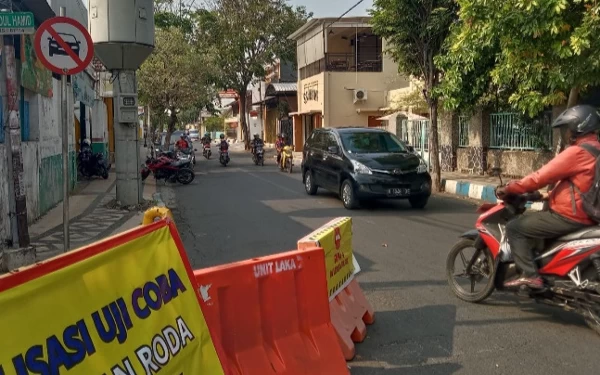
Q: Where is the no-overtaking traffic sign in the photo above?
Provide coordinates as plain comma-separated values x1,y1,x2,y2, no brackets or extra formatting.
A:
34,16,94,76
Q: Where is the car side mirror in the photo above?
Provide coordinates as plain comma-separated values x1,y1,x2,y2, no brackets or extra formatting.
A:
407,146,415,152
328,146,339,154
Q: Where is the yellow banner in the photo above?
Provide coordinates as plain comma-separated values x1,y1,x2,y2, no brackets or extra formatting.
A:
298,217,355,300
0,222,225,375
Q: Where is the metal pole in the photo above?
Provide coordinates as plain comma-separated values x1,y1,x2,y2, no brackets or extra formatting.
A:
60,6,70,252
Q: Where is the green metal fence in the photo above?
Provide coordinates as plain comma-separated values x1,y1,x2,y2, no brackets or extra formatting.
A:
489,112,552,150
458,115,469,147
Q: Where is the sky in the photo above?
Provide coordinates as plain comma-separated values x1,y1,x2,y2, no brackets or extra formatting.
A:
291,0,373,17
81,0,374,17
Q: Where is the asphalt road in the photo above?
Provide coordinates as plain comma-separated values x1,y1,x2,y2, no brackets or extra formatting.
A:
169,146,600,375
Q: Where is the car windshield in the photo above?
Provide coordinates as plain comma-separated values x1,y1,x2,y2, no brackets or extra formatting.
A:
159,132,184,146
340,131,407,154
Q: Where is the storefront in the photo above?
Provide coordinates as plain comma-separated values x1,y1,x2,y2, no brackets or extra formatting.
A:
291,73,325,150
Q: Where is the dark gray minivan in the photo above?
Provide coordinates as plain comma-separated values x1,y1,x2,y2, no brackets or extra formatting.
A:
301,127,432,210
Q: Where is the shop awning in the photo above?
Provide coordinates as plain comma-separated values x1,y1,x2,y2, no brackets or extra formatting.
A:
252,96,276,105
289,110,322,116
356,108,386,114
377,111,429,121
265,83,298,96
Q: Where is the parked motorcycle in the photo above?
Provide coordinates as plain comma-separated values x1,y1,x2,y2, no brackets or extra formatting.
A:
203,143,212,159
178,147,196,167
446,168,600,335
279,145,293,173
77,147,110,179
140,153,195,184
252,144,264,166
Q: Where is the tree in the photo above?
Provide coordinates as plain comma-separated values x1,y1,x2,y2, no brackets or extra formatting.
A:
370,0,458,192
437,0,600,117
204,116,225,133
154,0,196,34
197,0,310,148
138,27,214,148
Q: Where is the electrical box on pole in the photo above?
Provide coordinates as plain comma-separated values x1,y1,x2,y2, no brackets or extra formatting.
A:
88,0,155,70
88,0,155,206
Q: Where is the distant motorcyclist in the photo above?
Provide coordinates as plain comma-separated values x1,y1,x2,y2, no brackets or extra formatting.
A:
176,134,190,151
276,133,288,164
219,134,229,152
201,132,212,145
251,134,264,155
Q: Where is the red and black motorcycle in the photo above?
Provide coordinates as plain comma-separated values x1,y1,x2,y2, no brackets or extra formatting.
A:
141,151,195,184
447,168,600,334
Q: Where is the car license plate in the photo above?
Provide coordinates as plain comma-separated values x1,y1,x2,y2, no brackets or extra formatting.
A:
387,188,410,197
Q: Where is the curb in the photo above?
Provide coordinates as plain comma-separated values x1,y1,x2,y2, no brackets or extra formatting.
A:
153,192,166,207
442,179,544,211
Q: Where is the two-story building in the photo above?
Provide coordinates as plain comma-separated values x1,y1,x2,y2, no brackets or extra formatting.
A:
288,17,410,150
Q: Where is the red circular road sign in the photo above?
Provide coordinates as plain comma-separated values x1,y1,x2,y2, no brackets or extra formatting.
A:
34,16,94,76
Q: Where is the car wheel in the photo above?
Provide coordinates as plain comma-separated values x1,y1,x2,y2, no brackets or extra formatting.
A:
341,179,359,210
409,196,429,209
304,170,318,195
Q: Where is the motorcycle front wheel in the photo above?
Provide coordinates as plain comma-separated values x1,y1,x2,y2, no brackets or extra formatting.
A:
287,159,293,173
446,238,495,303
101,166,109,179
176,168,195,184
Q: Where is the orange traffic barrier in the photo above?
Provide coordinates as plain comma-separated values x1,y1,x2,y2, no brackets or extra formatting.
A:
298,217,375,361
193,248,349,375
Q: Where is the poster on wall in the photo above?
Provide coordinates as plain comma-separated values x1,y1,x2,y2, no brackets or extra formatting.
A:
21,34,53,97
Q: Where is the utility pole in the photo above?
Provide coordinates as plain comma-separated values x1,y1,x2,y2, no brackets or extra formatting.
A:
88,0,155,206
2,32,34,269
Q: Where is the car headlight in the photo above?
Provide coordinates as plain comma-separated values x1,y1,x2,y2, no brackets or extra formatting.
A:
417,158,428,174
351,160,372,175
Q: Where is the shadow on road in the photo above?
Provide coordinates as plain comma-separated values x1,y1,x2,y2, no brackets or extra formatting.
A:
350,305,462,375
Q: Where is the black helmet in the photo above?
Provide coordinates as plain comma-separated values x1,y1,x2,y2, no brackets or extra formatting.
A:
552,105,600,136
220,134,225,139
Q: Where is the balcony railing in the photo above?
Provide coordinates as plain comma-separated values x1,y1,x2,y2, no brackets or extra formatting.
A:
325,53,382,72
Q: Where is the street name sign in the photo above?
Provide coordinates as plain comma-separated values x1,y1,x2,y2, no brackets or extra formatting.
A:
34,16,94,76
0,12,35,35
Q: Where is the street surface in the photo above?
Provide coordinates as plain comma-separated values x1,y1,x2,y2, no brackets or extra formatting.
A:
169,146,600,375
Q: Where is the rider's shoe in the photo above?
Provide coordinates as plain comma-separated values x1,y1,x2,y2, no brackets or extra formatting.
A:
504,276,544,289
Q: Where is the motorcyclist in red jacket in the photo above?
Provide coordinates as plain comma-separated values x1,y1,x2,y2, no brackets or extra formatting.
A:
497,105,600,289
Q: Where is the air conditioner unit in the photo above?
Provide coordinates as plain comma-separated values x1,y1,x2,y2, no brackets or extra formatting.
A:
353,89,367,103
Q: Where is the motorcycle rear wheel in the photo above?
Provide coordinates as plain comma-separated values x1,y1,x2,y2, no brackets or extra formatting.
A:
101,166,109,179
446,238,495,303
176,168,195,184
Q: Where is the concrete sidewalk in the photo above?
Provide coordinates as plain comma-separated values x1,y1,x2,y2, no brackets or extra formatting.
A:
442,172,544,210
29,172,163,261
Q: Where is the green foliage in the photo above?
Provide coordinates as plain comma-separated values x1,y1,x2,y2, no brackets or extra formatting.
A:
437,0,600,117
197,0,310,90
138,27,215,133
204,116,225,133
370,0,458,95
370,0,458,191
196,0,310,141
